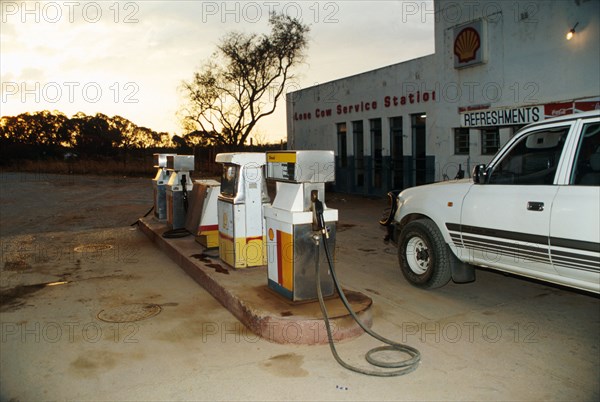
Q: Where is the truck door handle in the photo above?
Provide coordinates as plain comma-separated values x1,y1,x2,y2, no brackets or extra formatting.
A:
527,201,544,211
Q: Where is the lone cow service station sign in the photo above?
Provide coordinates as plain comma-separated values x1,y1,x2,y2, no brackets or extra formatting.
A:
293,90,436,121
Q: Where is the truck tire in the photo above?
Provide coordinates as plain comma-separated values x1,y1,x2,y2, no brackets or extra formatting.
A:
398,219,453,289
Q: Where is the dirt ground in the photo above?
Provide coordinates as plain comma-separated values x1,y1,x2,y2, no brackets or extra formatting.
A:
1,172,599,401
0,172,154,237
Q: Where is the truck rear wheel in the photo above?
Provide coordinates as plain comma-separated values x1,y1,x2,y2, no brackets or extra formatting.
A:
398,219,453,289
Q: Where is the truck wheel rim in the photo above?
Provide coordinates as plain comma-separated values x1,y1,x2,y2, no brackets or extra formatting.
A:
406,236,430,275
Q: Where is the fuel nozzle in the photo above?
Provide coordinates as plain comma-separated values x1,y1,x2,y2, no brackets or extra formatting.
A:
181,174,189,213
311,190,328,238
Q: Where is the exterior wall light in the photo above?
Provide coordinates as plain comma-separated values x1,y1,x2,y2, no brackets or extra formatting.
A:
566,22,579,40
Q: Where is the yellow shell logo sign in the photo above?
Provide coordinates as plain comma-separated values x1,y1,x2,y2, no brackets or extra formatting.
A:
454,27,480,63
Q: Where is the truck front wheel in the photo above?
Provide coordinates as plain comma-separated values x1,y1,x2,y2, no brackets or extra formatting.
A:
398,219,453,289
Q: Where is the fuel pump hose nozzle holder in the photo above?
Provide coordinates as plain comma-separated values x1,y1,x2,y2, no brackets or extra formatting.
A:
310,190,328,238
181,174,189,213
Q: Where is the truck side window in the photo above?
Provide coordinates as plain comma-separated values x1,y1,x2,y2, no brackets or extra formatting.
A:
488,127,570,185
572,123,600,186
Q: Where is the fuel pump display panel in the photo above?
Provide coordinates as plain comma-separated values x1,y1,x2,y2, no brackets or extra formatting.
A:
153,153,176,168
220,164,239,198
266,151,335,183
167,155,194,171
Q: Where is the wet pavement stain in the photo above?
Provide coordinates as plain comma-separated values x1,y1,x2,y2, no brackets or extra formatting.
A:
365,288,381,295
280,311,293,317
0,284,46,312
3,259,32,271
206,263,229,275
69,351,145,378
190,253,211,263
336,223,356,232
71,353,117,375
260,353,309,377
343,289,371,304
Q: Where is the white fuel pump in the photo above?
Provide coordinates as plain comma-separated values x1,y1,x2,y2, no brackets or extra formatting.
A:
152,153,176,220
263,150,337,302
165,155,194,230
263,150,422,376
215,153,270,268
185,179,220,248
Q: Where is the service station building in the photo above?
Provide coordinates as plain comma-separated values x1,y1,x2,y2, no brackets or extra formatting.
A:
286,0,600,196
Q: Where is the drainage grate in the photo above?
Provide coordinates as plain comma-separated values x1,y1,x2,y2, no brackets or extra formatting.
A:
74,244,114,253
97,303,162,323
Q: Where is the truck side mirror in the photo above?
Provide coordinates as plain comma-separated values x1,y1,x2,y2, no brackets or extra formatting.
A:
472,164,487,184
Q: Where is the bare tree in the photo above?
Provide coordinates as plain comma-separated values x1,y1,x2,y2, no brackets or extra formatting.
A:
180,13,309,147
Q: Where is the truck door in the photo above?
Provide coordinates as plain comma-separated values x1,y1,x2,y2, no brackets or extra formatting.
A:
460,123,573,278
550,120,600,292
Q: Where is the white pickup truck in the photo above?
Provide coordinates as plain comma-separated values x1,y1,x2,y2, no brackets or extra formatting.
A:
380,110,600,293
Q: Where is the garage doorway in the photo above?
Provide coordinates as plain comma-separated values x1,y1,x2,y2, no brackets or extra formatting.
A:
389,116,404,190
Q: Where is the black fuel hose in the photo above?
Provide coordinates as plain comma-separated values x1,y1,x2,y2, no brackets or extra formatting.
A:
130,205,154,226
315,208,421,377
162,228,191,238
181,174,189,213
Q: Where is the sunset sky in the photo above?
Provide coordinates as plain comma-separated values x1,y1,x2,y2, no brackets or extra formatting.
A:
1,1,435,142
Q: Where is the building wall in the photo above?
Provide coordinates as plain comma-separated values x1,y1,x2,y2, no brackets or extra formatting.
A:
286,0,600,196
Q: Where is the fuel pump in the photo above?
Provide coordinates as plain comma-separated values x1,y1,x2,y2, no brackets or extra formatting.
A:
152,153,176,220
265,150,421,377
184,179,220,248
215,153,270,268
165,155,194,230
263,150,337,302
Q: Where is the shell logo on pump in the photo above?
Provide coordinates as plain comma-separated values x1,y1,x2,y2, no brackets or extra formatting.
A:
268,228,274,241
222,212,228,229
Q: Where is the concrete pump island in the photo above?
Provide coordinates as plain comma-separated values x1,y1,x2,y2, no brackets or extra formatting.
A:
139,151,419,375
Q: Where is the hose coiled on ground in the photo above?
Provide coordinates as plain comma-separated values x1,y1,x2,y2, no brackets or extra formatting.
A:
314,198,421,377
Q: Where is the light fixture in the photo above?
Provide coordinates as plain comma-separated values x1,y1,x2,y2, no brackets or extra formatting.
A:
566,22,579,40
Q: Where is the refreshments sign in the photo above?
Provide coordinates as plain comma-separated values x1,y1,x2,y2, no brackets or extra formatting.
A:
460,99,599,128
